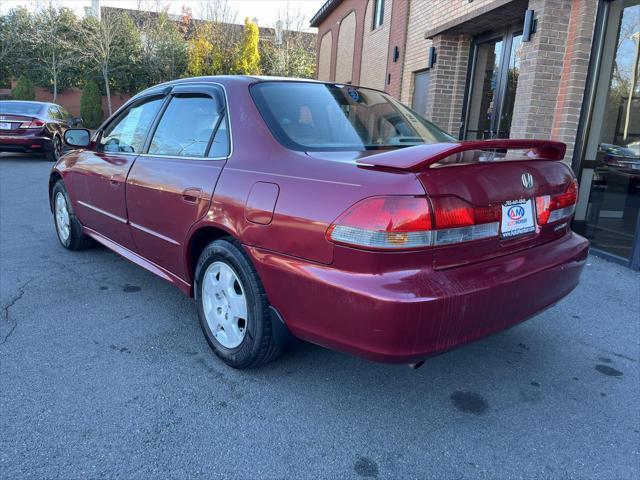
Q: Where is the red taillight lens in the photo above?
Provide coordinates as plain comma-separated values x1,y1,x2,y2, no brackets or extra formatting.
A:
327,195,501,250
431,197,500,229
19,119,46,129
536,179,578,225
430,196,500,245
327,196,433,249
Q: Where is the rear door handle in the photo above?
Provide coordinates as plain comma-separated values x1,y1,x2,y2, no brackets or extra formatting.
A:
182,188,202,203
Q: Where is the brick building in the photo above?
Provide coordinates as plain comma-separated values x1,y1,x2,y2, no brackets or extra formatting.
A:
311,0,640,269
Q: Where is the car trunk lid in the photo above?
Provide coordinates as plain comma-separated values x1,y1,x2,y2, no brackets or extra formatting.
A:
356,140,577,269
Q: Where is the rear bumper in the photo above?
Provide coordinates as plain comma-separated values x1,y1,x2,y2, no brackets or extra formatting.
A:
248,232,589,363
0,135,50,153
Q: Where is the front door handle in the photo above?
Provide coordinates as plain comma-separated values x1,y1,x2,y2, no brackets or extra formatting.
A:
182,187,202,203
110,174,124,187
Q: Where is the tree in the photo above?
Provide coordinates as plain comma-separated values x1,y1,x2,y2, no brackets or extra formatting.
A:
187,33,216,76
233,18,260,75
0,8,35,85
136,8,188,85
76,10,141,115
260,6,316,79
80,80,103,128
12,76,35,100
29,4,79,101
198,0,241,75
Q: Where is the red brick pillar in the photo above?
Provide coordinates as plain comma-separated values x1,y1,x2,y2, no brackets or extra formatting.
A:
424,34,471,137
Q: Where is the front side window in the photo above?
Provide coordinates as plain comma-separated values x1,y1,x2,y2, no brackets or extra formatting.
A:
251,82,454,151
99,96,164,154
373,0,384,29
148,94,223,158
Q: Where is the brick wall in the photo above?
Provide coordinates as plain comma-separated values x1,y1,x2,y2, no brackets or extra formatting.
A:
360,0,392,90
314,1,368,84
385,0,410,97
425,34,471,136
400,0,498,106
336,11,357,83
510,0,573,140
400,1,432,105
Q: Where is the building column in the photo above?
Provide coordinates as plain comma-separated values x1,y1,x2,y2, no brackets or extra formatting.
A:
550,0,598,162
510,0,573,145
424,34,471,137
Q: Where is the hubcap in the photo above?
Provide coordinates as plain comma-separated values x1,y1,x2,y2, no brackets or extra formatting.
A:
54,138,61,158
202,262,248,349
54,192,70,242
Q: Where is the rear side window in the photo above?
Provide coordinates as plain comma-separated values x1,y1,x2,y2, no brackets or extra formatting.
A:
148,94,225,158
99,96,164,154
0,102,44,116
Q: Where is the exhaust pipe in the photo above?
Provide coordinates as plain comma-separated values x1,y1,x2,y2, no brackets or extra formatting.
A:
408,360,425,370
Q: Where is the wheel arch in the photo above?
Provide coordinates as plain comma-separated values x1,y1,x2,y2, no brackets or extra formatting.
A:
185,223,238,286
48,171,63,212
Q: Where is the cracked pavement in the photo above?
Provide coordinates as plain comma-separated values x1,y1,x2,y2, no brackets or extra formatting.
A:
0,154,639,479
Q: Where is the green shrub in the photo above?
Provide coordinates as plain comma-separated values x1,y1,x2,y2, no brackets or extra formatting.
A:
80,81,103,128
12,76,35,100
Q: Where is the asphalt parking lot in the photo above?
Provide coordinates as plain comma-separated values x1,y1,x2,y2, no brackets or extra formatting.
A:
1,154,639,479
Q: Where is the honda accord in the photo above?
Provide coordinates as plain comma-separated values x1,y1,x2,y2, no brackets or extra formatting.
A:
50,76,589,368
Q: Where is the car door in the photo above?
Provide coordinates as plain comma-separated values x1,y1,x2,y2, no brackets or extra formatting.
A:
73,94,166,250
125,84,230,280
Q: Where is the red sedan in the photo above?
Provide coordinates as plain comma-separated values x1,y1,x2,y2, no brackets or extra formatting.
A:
0,100,81,161
50,77,589,368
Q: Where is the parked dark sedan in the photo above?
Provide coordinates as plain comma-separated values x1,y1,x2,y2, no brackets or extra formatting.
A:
50,76,589,369
0,100,81,161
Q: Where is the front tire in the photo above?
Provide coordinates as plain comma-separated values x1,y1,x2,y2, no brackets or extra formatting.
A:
52,180,94,250
195,238,281,369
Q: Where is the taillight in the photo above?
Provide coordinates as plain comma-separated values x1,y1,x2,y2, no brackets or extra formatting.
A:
18,119,45,129
536,179,578,225
430,197,500,245
326,195,500,250
326,196,433,249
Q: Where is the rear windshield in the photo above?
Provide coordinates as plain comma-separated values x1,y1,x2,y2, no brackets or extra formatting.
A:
251,82,454,151
0,102,45,116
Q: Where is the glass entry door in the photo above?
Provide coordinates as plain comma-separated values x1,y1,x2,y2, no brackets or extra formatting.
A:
574,0,640,266
464,27,523,139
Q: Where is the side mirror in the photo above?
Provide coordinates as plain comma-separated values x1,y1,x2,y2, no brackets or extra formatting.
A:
71,116,83,127
64,128,91,148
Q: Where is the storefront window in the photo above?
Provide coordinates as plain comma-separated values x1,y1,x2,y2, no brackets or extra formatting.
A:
575,0,640,265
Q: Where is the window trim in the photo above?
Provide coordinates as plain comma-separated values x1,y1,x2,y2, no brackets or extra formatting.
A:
96,94,169,155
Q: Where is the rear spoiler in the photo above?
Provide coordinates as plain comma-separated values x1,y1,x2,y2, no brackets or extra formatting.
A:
356,139,567,171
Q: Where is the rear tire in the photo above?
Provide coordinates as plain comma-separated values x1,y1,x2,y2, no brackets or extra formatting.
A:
46,136,62,162
52,180,95,250
195,238,282,369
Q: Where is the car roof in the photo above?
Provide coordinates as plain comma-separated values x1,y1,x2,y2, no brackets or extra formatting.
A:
133,75,383,102
0,100,57,105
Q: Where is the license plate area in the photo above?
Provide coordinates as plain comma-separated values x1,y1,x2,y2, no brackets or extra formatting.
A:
501,199,535,239
0,122,12,130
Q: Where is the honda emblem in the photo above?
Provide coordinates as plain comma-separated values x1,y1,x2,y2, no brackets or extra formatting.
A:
521,173,534,189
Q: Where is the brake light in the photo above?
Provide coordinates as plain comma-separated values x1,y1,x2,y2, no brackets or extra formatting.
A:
536,179,578,225
327,196,433,249
326,196,500,250
430,197,500,245
18,119,45,129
